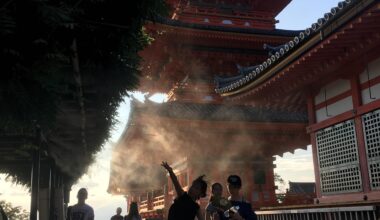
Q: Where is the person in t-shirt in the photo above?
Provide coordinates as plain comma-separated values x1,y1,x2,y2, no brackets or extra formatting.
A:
67,188,94,220
225,175,257,220
110,207,123,220
205,183,229,220
161,161,208,220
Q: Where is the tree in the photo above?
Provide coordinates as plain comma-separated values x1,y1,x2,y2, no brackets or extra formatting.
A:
0,0,168,184
274,173,286,203
274,173,285,186
0,200,28,220
1,0,167,133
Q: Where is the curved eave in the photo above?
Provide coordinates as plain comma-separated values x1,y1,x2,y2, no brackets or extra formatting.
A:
146,22,297,49
149,17,300,38
221,33,320,97
220,0,378,97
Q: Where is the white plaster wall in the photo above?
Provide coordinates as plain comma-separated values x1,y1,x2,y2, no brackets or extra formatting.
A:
316,96,353,122
361,83,380,105
360,57,380,105
314,79,351,105
359,57,380,83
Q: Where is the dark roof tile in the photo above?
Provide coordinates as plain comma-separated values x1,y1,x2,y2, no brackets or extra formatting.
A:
133,100,308,123
289,182,316,194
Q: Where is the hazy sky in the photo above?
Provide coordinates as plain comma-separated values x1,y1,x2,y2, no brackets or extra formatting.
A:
0,0,341,219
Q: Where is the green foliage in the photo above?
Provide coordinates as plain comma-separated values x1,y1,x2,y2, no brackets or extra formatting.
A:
274,173,285,185
276,193,286,204
274,173,286,203
0,0,168,183
0,200,29,220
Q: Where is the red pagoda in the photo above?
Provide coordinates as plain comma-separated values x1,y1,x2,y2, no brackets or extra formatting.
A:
137,0,298,104
108,0,309,218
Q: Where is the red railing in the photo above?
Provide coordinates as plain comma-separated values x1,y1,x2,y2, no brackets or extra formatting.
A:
152,195,165,210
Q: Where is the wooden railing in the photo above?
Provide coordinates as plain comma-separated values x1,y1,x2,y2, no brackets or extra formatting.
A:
152,195,165,210
139,200,148,212
256,205,378,220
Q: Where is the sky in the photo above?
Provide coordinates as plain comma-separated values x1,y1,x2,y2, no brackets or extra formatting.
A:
0,0,341,219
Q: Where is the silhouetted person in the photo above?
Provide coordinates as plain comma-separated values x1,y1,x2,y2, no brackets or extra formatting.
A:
225,175,257,220
161,161,207,220
206,183,229,220
111,207,123,220
67,188,94,220
0,204,7,220
124,202,141,220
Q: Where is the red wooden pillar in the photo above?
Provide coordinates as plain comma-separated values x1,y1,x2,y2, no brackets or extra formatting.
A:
246,164,254,205
266,164,277,205
307,94,322,199
307,93,316,125
350,74,371,193
310,133,321,199
187,167,193,187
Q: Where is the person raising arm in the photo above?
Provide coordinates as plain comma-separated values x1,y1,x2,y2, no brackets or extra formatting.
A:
161,161,184,197
161,161,207,220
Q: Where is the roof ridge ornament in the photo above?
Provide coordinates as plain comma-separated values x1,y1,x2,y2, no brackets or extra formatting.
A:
214,63,261,92
263,43,286,56
236,64,260,75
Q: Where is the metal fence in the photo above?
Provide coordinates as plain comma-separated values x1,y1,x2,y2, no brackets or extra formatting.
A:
256,205,378,220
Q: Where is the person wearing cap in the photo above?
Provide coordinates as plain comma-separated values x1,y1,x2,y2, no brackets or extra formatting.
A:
225,175,257,220
67,188,94,220
161,161,208,220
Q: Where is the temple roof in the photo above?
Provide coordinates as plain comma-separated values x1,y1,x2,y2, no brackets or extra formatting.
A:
154,16,301,37
288,182,316,194
214,0,375,96
132,99,308,123
167,0,292,30
140,15,299,102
